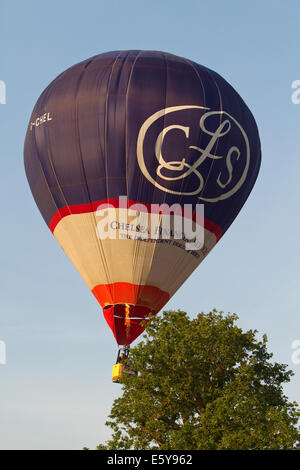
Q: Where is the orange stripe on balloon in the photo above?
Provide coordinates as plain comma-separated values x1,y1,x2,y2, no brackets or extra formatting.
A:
92,282,170,313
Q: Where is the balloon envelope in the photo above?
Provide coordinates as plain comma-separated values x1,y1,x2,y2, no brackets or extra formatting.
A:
24,50,261,345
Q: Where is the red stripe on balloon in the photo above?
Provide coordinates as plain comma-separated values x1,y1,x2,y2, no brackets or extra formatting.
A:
48,198,223,241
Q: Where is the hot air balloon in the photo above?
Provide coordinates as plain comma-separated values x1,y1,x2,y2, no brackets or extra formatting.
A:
24,51,261,379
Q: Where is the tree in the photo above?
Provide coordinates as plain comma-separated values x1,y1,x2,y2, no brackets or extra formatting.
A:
96,310,300,450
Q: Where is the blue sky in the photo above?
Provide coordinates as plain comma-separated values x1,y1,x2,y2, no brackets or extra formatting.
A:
1,0,300,450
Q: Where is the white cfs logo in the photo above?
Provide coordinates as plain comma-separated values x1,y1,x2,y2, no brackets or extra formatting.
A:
137,105,250,202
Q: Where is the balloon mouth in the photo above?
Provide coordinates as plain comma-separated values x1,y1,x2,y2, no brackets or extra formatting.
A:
102,303,156,345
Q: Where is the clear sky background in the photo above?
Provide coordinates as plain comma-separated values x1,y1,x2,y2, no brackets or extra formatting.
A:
0,0,300,450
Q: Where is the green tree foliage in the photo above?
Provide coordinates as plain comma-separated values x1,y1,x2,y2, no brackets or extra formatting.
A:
97,310,300,450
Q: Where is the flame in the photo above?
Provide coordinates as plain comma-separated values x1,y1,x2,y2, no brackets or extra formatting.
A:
125,303,131,338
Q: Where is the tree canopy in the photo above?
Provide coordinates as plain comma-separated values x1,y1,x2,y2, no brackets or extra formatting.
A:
96,309,300,450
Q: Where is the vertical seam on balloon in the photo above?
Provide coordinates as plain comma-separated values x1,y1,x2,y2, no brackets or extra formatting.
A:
41,56,100,226
125,50,143,302
197,71,226,230
74,58,115,288
25,82,60,220
40,81,73,221
104,52,122,200
179,59,214,198
96,56,118,298
150,53,178,296
131,52,163,298
130,51,148,293
152,52,176,295
152,52,168,206
179,57,207,199
134,53,171,301
95,57,117,291
199,70,223,201
40,59,102,222
31,130,60,224
102,52,123,297
125,51,142,197
180,60,225,243
146,52,174,300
